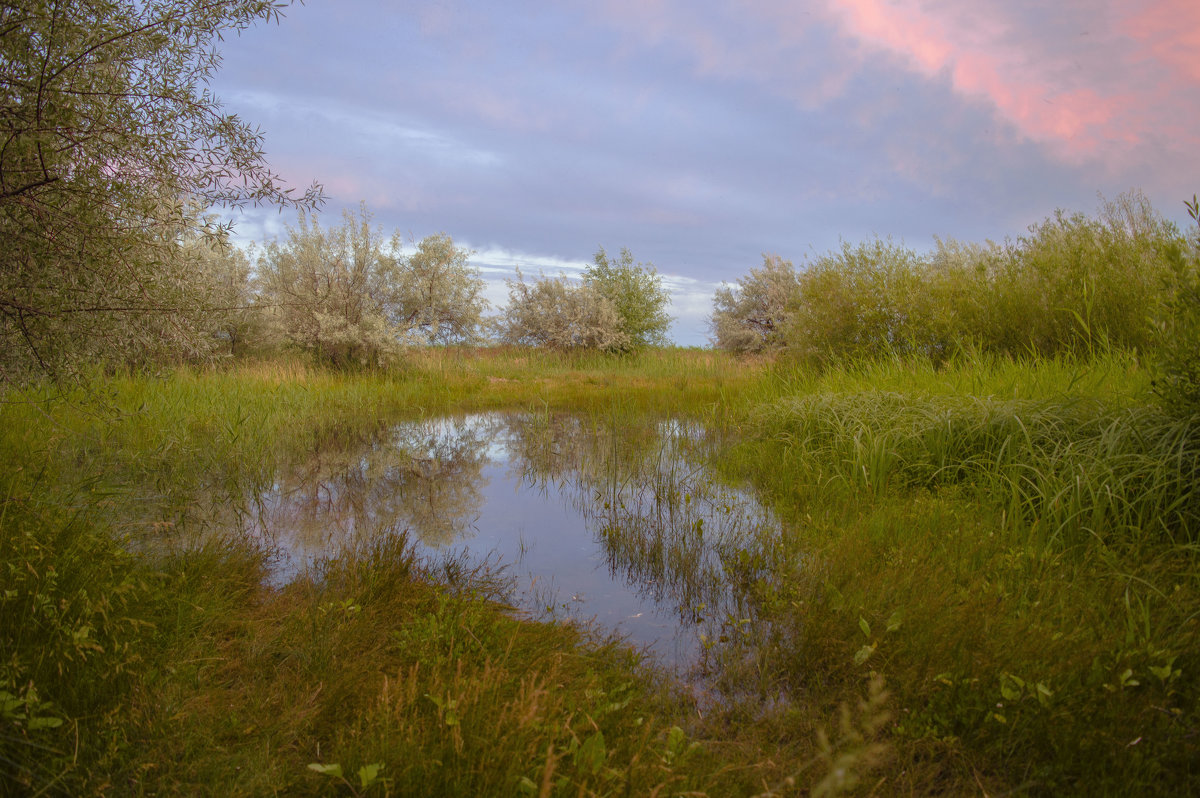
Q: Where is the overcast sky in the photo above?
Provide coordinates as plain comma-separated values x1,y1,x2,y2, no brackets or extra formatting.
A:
211,0,1200,345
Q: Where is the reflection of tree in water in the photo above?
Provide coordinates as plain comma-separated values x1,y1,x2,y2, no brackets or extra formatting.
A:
500,413,778,631
255,410,780,669
387,417,496,546
499,412,661,489
255,416,495,558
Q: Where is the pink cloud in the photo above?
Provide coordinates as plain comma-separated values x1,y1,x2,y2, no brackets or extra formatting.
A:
581,0,1198,181
820,1,1100,156
1119,0,1200,82
814,0,1199,164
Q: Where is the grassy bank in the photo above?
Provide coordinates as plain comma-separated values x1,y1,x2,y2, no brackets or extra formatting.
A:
2,348,1197,795
709,351,1199,794
1,349,788,796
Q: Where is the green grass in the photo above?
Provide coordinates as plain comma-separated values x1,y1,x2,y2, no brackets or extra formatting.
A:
2,347,1197,795
711,351,1200,794
0,349,797,796
130,535,742,795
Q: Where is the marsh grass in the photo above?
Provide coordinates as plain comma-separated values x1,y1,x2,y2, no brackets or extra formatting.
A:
713,351,1200,793
132,534,749,795
0,349,808,795
3,346,1197,795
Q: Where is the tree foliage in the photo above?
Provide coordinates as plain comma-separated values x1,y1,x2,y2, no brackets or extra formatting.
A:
977,192,1184,356
0,0,320,378
255,207,488,363
180,211,263,358
495,247,670,353
710,254,798,353
710,192,1187,365
497,270,626,351
256,205,407,367
583,247,671,350
786,238,933,364
1153,195,1200,416
398,233,487,345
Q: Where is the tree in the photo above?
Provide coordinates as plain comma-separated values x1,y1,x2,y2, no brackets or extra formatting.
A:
583,247,671,350
180,212,262,358
0,0,321,378
786,238,929,364
497,270,626,351
256,205,408,366
710,254,799,353
397,233,488,345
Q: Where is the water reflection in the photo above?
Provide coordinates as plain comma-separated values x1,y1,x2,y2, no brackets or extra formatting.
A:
253,417,496,563
248,412,780,669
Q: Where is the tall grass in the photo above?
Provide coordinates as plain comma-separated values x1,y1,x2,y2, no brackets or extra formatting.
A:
131,534,751,795
751,391,1199,547
713,351,1200,793
0,350,812,795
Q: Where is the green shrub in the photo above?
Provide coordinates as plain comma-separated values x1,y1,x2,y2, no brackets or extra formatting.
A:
774,192,1186,366
0,484,155,791
786,237,933,364
981,192,1185,356
1153,195,1200,417
584,246,672,351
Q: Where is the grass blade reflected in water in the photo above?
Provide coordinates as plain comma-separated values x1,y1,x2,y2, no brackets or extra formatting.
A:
244,410,783,674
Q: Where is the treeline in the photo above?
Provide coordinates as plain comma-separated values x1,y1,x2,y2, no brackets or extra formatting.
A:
193,204,672,366
0,0,673,381
2,197,672,376
712,191,1200,413
4,0,1196,419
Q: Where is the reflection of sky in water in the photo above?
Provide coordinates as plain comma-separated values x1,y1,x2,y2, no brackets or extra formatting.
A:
463,459,694,665
249,412,779,669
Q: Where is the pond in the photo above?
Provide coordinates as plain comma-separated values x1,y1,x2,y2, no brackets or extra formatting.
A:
244,412,782,671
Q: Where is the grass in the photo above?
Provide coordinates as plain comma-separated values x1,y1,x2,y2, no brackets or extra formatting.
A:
131,535,744,795
711,351,1200,794
2,346,1197,795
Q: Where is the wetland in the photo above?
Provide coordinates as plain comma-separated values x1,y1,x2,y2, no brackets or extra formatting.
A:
3,349,1198,796
246,411,781,670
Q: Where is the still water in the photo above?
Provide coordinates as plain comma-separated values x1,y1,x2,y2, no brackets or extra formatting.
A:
246,412,781,669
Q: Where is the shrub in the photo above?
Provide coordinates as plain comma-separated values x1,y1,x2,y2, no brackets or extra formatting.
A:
979,192,1185,356
785,238,931,364
0,487,155,791
1153,195,1200,416
256,205,410,367
396,233,489,345
496,270,627,351
749,191,1187,365
583,247,672,350
710,254,800,353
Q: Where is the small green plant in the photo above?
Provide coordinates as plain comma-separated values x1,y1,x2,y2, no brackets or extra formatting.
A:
307,761,387,795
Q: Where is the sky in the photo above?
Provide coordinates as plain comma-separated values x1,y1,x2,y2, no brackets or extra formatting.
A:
211,0,1200,345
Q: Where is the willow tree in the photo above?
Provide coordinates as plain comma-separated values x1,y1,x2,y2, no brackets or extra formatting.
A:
0,0,321,378
256,205,408,367
498,270,627,351
584,246,671,351
399,233,488,345
710,254,799,353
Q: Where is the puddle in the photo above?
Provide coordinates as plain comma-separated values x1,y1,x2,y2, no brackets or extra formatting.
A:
245,412,781,670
